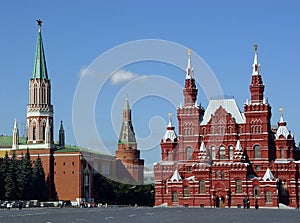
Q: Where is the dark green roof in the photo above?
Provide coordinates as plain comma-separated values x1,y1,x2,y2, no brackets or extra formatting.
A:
55,145,109,156
0,136,26,147
32,30,48,79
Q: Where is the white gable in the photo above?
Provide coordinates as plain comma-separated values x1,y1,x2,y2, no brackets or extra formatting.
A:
262,168,275,181
170,169,182,182
200,99,245,125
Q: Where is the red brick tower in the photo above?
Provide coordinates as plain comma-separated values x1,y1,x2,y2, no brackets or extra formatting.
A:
115,96,144,184
177,50,204,160
26,19,54,145
243,44,274,163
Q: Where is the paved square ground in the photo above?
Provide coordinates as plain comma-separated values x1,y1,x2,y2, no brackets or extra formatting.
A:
0,207,299,223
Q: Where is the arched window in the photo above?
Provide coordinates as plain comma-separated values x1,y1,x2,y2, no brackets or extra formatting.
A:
254,145,261,159
229,146,234,160
203,128,206,135
199,180,205,194
228,126,232,134
219,146,226,159
41,121,46,141
221,170,225,179
236,180,242,193
220,126,225,135
186,147,193,160
280,148,285,159
183,186,190,197
211,126,215,135
254,186,260,198
33,85,38,104
167,151,171,161
265,190,272,203
172,191,178,202
215,171,219,179
211,146,216,160
32,122,37,141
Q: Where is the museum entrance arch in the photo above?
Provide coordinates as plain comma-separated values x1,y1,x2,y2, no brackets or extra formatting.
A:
213,182,227,208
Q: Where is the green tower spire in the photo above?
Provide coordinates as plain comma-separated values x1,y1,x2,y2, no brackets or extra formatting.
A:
32,19,48,79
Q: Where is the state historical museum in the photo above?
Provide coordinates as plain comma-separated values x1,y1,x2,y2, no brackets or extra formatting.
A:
154,46,300,208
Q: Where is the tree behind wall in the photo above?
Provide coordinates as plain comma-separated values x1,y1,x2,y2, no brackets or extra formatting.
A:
32,155,48,201
0,152,10,199
18,149,33,200
5,150,19,200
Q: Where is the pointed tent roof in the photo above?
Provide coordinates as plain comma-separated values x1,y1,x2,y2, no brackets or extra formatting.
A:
13,118,18,130
199,141,206,152
235,140,242,151
32,19,48,79
185,49,194,79
276,107,292,139
119,97,136,144
163,112,177,143
170,169,182,182
262,168,275,181
252,44,260,76
59,120,64,131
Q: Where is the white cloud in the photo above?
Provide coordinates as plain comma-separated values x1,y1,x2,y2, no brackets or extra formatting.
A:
110,69,139,84
78,66,94,78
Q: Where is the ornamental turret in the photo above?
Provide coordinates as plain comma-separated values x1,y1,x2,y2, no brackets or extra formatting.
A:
160,113,178,161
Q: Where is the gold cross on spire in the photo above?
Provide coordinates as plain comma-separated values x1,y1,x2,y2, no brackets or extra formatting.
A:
168,112,172,119
187,49,192,56
254,43,258,52
279,106,284,115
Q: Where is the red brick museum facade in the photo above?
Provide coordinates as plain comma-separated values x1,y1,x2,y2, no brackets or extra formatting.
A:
154,46,300,208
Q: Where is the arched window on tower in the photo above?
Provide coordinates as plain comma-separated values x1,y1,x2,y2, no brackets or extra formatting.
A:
186,147,193,160
228,126,232,134
254,145,261,159
41,121,46,141
236,180,242,193
229,146,234,160
203,128,206,135
280,148,285,159
32,122,37,141
33,84,38,104
167,151,171,161
211,146,216,160
221,170,225,179
41,84,46,104
219,146,226,160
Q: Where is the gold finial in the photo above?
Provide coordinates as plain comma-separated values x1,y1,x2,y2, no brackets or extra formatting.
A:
279,106,284,115
168,112,172,120
36,18,42,27
187,49,192,56
254,43,258,52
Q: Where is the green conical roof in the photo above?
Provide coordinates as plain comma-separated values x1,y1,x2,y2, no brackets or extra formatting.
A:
32,29,48,79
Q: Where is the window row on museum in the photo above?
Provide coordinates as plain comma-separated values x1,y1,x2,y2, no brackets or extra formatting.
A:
170,182,273,203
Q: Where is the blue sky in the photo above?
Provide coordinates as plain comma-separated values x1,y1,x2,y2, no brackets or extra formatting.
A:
0,0,299,164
